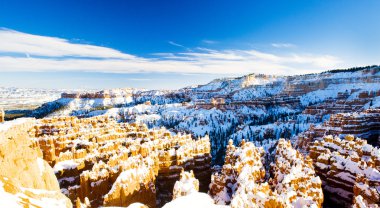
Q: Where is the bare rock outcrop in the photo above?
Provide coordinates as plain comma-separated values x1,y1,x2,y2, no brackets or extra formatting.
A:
0,118,72,207
309,135,380,207
297,108,380,152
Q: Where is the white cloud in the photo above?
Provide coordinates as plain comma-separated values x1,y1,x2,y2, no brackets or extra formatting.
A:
127,78,152,81
0,28,135,59
0,28,345,76
271,43,296,48
168,41,185,48
202,40,218,44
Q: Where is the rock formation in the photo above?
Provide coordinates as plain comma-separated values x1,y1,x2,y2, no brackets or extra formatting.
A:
309,135,380,207
29,115,211,207
172,170,199,199
162,170,224,208
353,195,379,208
0,118,72,207
303,90,380,119
209,139,323,207
297,108,380,152
0,108,4,122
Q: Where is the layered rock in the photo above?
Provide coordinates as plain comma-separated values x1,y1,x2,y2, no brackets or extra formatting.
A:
303,90,380,119
149,132,211,207
0,118,72,207
297,108,380,152
195,95,300,110
209,139,323,207
309,135,380,206
29,115,211,207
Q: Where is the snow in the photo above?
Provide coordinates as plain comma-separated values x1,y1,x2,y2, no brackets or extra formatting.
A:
300,83,380,106
320,137,380,182
0,87,74,110
0,179,69,208
37,158,45,176
0,180,22,207
163,192,227,208
173,171,199,198
354,195,368,208
106,163,151,197
232,83,284,101
364,96,380,109
53,160,79,173
127,202,148,208
0,117,34,132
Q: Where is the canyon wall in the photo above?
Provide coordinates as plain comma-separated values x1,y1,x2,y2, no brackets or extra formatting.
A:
0,118,72,207
297,108,380,152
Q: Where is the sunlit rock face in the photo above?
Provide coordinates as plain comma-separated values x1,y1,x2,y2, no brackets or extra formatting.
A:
209,139,323,207
0,118,72,207
297,108,380,152
0,108,4,122
29,115,211,207
155,133,211,207
309,135,380,207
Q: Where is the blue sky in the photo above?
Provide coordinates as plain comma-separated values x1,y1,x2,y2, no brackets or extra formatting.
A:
0,0,379,89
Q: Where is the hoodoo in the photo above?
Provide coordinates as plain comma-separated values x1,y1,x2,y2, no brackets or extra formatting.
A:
209,139,324,207
29,115,211,207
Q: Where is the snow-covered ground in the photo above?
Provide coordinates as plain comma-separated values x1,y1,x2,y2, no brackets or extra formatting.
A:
0,87,83,110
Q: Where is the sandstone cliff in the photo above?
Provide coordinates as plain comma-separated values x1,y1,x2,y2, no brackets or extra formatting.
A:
0,118,72,207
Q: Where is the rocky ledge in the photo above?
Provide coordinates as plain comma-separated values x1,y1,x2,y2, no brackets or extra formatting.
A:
309,135,380,207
